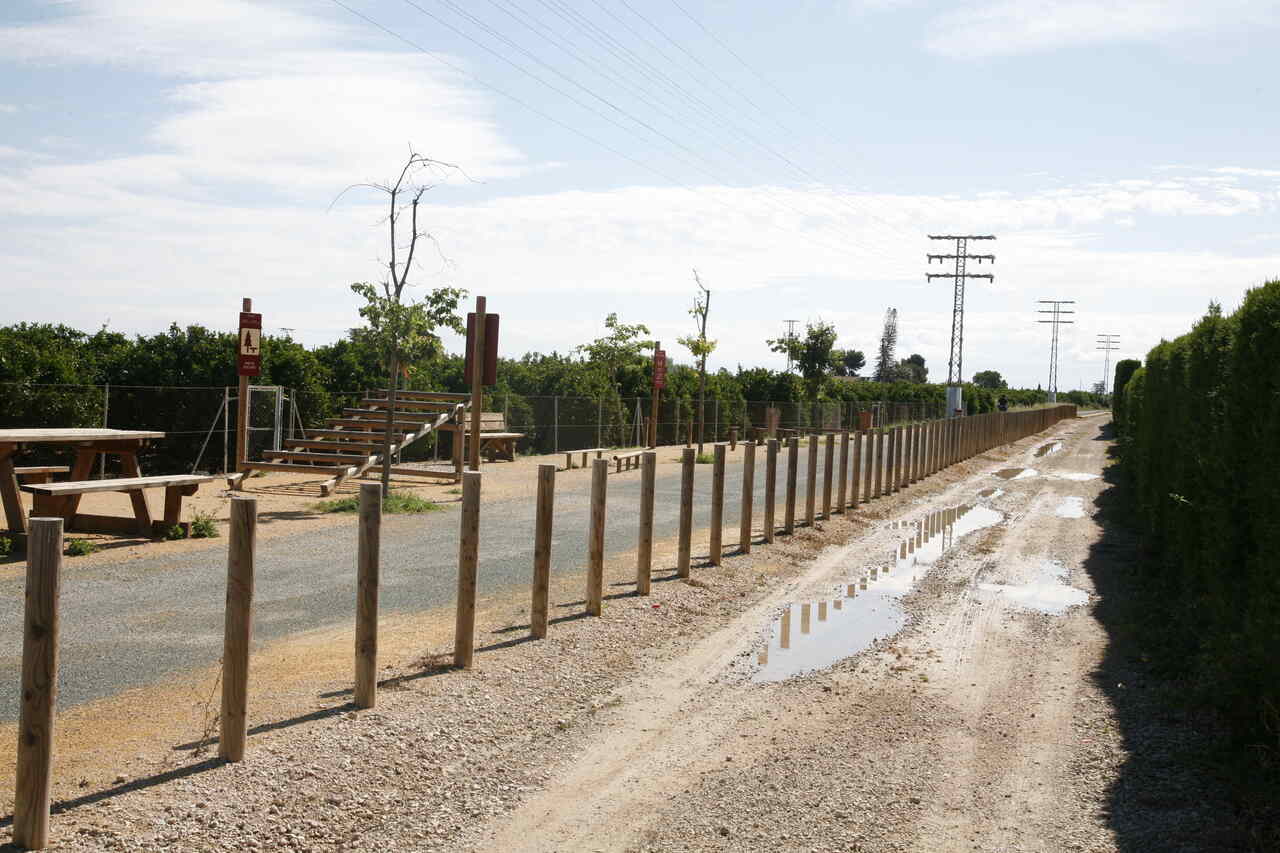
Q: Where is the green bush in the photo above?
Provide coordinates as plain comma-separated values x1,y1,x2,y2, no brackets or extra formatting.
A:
65,538,98,557
1111,358,1141,435
1117,282,1280,758
164,525,187,541
0,536,11,558
189,511,218,539
315,490,445,514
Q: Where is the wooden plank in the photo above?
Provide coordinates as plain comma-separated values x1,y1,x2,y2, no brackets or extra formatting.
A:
284,439,381,452
822,433,834,519
739,441,755,554
358,397,459,412
805,436,818,526
637,451,655,595
220,497,256,762
355,483,380,709
531,464,555,638
0,450,27,536
372,390,468,402
13,466,70,476
784,437,798,534
0,428,164,444
23,474,216,496
118,452,153,537
236,461,346,476
267,450,371,464
764,439,778,544
327,418,421,431
13,517,62,850
341,407,441,422
678,448,694,578
709,443,725,565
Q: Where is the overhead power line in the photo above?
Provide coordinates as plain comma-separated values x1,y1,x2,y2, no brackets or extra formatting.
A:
927,235,995,402
1038,300,1075,403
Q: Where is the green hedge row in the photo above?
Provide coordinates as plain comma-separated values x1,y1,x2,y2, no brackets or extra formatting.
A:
1118,280,1280,746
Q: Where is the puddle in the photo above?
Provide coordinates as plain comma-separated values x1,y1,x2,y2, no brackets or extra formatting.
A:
977,487,1004,498
993,467,1038,480
1055,496,1086,518
1048,471,1100,482
1035,441,1064,457
754,504,1004,682
978,560,1088,614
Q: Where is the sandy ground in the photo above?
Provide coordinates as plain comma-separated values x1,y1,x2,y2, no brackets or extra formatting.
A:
2,416,1241,851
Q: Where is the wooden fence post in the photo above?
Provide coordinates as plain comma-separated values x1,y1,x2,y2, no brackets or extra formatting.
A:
764,439,778,543
873,430,885,498
220,496,257,762
710,444,726,565
587,458,607,615
454,471,481,668
729,426,738,451
532,463,555,635
636,452,655,595
885,427,898,495
355,483,381,709
836,430,849,513
821,433,835,519
739,441,755,554
850,431,862,508
803,436,817,526
678,447,694,577
13,517,62,850
784,437,798,534
899,425,909,490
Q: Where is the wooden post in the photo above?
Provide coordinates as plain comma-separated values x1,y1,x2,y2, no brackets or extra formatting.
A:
678,448,694,577
468,296,486,472
709,444,726,565
822,433,835,519
873,430,885,498
886,428,898,495
354,483,380,709
729,426,737,451
220,496,257,762
850,430,862,508
531,463,555,636
454,471,481,668
586,458,608,615
804,435,818,526
897,426,908,490
784,437,798,534
739,441,755,553
649,341,661,448
836,430,849,513
637,452,655,594
13,517,62,850
764,439,778,543
235,297,251,475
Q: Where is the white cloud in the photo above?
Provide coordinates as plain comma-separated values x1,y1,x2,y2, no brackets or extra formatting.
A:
0,104,17,114
923,0,1280,58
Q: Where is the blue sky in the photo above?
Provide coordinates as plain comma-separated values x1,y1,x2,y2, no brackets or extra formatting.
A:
2,0,1278,389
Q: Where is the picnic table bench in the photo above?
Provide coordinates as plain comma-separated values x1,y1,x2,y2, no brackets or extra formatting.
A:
13,466,70,484
440,412,525,462
22,474,216,538
564,448,606,470
611,450,645,473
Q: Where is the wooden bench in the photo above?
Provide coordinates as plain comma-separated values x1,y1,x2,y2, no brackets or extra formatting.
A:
564,448,606,470
441,412,525,462
611,450,645,473
13,466,70,484
22,474,216,538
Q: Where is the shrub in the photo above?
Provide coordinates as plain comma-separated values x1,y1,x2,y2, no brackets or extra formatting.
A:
189,511,219,539
0,536,11,558
164,525,187,541
315,490,445,514
65,538,98,557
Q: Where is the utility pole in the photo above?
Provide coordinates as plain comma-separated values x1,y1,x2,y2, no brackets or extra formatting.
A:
783,319,799,373
1037,300,1075,403
927,235,995,416
1096,334,1120,396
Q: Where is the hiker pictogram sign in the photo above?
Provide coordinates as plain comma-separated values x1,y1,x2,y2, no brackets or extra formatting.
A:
238,312,262,376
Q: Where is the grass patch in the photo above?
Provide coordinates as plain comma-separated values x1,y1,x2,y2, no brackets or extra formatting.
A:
164,525,187,541
0,536,10,558
65,538,98,557
315,490,446,515
694,453,715,464
190,511,219,539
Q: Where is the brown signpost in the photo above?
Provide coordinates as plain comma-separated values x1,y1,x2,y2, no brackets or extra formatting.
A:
649,344,665,448
463,298,498,472
235,299,260,473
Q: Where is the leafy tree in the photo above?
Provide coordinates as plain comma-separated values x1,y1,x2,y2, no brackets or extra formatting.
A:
897,353,927,383
972,370,1007,389
576,313,653,388
873,309,898,382
768,320,838,401
832,349,866,377
677,271,716,452
341,151,467,494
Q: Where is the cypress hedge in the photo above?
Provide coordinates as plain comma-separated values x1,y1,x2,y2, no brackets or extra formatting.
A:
1117,280,1280,748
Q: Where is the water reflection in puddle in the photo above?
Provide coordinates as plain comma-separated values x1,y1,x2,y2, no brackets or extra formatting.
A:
1035,441,1064,457
1048,471,1100,482
978,560,1087,614
978,487,1004,498
754,504,1004,682
993,467,1038,480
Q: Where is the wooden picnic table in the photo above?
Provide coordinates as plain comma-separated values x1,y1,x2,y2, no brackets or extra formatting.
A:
0,428,165,539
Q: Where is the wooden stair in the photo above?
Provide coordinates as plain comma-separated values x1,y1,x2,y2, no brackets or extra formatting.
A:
228,390,467,495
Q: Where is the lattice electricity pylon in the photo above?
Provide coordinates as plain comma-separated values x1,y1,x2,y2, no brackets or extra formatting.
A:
1038,300,1076,401
1096,334,1120,395
927,235,995,386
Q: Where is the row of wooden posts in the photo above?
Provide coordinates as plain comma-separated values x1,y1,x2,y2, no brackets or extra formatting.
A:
10,404,1075,849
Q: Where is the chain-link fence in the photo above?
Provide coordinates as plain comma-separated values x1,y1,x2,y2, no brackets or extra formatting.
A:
2,383,950,472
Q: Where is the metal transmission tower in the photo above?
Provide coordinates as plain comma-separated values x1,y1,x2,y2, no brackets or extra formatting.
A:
1096,334,1120,396
1037,300,1075,403
783,320,799,373
927,235,995,416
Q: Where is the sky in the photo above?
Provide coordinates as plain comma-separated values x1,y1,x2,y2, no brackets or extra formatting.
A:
2,0,1278,390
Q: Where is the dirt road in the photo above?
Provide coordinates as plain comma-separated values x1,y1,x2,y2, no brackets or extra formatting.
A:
8,414,1236,851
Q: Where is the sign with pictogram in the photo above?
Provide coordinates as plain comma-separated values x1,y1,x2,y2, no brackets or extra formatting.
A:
238,312,262,376
653,349,667,389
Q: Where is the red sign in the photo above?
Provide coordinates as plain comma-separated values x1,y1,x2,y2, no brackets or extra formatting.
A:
653,349,667,389
238,312,262,376
463,312,499,385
